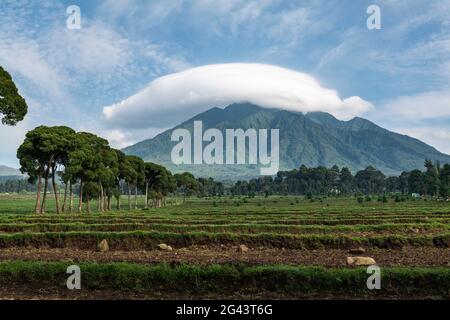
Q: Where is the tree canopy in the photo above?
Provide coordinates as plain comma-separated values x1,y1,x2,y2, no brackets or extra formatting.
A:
0,66,28,125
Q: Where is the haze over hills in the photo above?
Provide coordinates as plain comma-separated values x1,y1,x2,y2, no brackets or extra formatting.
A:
123,103,450,180
0,165,22,177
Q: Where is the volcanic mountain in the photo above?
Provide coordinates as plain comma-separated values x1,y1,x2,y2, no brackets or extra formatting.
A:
123,103,450,179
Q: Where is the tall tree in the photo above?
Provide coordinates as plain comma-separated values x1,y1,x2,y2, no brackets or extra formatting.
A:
175,172,200,202
424,160,440,196
439,164,450,197
68,132,110,213
112,149,127,210
144,163,176,208
0,66,28,125
125,155,145,210
17,126,75,214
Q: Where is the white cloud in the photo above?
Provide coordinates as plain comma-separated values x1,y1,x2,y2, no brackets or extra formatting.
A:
0,120,33,168
103,63,374,129
383,91,450,119
392,126,450,155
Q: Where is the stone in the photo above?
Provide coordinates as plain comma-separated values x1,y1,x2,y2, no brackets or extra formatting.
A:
238,244,249,253
98,239,109,252
158,243,173,251
347,256,376,266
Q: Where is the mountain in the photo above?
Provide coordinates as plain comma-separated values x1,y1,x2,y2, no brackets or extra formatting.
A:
0,165,22,176
123,103,450,179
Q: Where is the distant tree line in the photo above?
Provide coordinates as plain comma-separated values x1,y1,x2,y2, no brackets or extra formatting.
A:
0,178,38,193
231,162,450,197
15,126,223,214
6,125,450,212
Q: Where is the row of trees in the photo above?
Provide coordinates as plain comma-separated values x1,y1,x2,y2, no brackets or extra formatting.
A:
16,126,215,214
231,162,450,197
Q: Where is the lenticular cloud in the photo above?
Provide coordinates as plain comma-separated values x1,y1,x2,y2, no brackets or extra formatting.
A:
103,63,373,128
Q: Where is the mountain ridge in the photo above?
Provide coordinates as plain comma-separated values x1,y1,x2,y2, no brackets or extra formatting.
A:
123,103,450,179
0,165,22,177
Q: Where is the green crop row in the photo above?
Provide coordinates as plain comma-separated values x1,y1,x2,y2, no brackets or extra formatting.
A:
1,211,449,220
0,216,448,226
0,222,448,235
0,260,448,297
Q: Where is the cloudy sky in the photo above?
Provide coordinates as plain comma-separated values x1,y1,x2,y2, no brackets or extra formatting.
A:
0,0,449,167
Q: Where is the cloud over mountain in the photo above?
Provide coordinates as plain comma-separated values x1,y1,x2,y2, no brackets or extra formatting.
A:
103,63,373,129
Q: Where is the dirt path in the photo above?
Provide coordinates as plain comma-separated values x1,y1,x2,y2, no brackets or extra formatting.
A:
1,246,449,267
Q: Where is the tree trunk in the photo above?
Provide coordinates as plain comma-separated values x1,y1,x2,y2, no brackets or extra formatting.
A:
62,181,68,212
104,189,108,212
134,185,138,209
127,182,132,211
100,184,105,212
97,184,102,212
35,167,43,214
52,166,60,214
144,182,149,209
107,196,111,211
87,194,91,214
40,166,50,214
69,181,73,213
78,181,83,213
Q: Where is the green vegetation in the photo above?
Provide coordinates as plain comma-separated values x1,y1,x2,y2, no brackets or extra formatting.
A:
0,66,28,125
0,193,448,298
0,261,448,297
231,161,450,198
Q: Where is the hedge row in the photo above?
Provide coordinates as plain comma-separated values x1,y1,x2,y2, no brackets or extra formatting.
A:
0,217,448,226
0,222,447,234
0,261,448,297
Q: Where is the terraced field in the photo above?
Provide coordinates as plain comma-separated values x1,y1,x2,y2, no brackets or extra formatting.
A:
0,194,449,299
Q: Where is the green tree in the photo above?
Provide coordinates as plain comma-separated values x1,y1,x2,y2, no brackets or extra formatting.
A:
17,126,76,214
68,132,110,213
124,155,144,210
439,164,450,197
144,163,176,208
0,66,28,125
112,149,127,210
407,170,425,194
175,172,200,202
424,160,440,196
355,166,386,194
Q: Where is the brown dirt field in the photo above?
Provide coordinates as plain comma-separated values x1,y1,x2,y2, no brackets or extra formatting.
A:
0,246,449,267
0,284,446,300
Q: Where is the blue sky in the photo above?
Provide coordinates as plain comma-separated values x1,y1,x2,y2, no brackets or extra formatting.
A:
0,0,449,167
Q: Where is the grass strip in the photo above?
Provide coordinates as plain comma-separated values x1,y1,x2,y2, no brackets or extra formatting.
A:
0,260,448,297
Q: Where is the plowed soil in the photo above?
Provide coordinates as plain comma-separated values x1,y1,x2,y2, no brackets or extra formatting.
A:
1,246,449,267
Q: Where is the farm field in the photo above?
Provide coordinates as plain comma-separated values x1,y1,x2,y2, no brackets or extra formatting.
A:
0,194,449,299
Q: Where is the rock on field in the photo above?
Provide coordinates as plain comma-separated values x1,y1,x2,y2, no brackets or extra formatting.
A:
158,243,173,251
347,256,376,266
238,244,249,253
98,239,109,252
